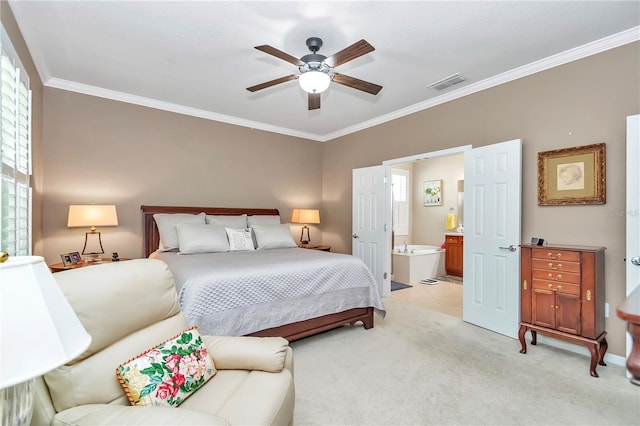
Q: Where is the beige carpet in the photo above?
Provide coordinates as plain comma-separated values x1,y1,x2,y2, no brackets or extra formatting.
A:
290,297,640,425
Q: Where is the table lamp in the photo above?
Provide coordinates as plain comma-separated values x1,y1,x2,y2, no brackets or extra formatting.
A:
291,208,320,246
67,205,118,261
0,256,92,426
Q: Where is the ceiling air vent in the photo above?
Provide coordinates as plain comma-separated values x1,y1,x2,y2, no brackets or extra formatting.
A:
427,73,467,91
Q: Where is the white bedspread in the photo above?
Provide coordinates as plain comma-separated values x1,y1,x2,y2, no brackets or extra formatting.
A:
151,248,386,336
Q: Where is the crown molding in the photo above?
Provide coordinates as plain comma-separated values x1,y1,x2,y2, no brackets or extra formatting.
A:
44,78,324,141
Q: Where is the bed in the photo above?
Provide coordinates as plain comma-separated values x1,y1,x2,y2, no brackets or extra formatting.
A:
141,205,385,341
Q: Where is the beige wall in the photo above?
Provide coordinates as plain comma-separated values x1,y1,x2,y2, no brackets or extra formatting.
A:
1,2,44,255
322,42,640,357
41,88,323,262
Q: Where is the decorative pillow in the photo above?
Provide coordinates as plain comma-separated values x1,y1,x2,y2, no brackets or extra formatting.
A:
252,224,298,249
247,215,281,226
176,223,229,254
225,227,255,251
154,213,206,251
116,327,215,407
206,214,247,229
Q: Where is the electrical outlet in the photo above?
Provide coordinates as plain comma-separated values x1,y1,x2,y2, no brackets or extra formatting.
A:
604,303,609,318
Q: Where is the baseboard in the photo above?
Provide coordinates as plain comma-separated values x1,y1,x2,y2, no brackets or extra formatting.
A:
536,335,627,367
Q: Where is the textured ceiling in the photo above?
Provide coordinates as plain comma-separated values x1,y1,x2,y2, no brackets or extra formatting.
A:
8,1,640,141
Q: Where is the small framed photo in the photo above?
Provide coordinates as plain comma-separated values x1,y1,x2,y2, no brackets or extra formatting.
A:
70,252,82,264
537,143,606,206
61,252,82,267
423,180,443,206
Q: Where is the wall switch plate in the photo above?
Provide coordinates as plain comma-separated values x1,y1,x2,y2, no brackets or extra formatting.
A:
604,303,609,318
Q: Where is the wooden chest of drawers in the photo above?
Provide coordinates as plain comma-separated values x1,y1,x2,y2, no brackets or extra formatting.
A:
519,243,607,377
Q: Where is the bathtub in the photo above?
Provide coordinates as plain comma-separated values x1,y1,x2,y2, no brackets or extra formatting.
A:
392,245,443,284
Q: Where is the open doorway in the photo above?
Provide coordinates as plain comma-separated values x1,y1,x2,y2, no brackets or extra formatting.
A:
388,152,465,318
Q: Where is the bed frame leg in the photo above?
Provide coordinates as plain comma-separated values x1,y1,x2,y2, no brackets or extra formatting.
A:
361,308,374,329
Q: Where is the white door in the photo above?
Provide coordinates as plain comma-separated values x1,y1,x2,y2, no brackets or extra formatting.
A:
463,139,522,338
626,115,640,360
353,165,388,296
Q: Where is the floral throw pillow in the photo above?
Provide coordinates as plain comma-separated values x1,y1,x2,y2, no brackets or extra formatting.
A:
116,327,215,407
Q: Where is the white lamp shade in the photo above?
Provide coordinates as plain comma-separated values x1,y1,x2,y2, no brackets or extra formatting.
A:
0,256,91,388
67,205,118,228
298,71,330,94
291,208,320,224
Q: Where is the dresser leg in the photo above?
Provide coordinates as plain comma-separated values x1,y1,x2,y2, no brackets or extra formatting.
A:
518,324,527,354
599,338,608,366
531,330,537,345
588,342,600,377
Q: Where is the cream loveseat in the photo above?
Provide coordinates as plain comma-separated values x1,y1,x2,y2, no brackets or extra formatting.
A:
31,259,295,426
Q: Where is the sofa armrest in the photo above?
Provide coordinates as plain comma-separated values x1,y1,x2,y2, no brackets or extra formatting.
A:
203,335,290,373
50,404,229,426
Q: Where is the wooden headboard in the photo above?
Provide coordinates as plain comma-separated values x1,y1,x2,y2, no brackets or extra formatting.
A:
141,205,280,258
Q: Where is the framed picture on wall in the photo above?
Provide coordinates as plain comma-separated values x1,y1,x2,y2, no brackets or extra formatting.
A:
537,143,606,206
423,180,442,206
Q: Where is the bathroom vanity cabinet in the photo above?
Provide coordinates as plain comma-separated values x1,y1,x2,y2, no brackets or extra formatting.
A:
519,243,607,377
445,234,463,277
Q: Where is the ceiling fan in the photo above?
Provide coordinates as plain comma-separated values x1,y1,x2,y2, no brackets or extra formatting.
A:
246,37,382,110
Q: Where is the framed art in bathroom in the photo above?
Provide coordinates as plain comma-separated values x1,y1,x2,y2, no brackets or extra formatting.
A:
423,180,442,206
537,143,605,206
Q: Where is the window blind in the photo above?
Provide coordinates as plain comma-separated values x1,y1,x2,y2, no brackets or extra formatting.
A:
1,26,32,256
392,169,409,236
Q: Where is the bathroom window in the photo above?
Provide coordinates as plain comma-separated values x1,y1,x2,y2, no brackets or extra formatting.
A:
392,169,409,236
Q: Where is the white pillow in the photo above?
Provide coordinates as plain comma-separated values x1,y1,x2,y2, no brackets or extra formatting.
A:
154,213,206,251
176,223,229,254
225,227,255,251
206,214,247,229
252,224,298,250
247,215,281,226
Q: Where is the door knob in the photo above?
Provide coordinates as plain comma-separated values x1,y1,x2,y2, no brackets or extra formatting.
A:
499,245,517,252
352,234,359,239
631,256,640,266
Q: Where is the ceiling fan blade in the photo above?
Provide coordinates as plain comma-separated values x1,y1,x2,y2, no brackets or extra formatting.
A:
332,73,382,95
324,39,375,68
254,45,303,66
246,75,297,92
308,93,321,110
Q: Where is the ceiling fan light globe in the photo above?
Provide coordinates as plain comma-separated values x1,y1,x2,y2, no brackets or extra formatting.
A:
299,71,330,94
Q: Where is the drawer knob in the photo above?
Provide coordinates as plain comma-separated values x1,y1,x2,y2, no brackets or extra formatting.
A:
557,285,562,290
547,252,561,259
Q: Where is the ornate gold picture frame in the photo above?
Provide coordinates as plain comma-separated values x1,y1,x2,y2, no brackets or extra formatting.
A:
537,143,606,206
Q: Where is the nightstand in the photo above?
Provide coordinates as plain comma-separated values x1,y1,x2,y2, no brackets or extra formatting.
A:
49,258,131,273
300,245,331,252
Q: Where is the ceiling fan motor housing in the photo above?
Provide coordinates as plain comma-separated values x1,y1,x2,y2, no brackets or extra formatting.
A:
306,37,323,53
